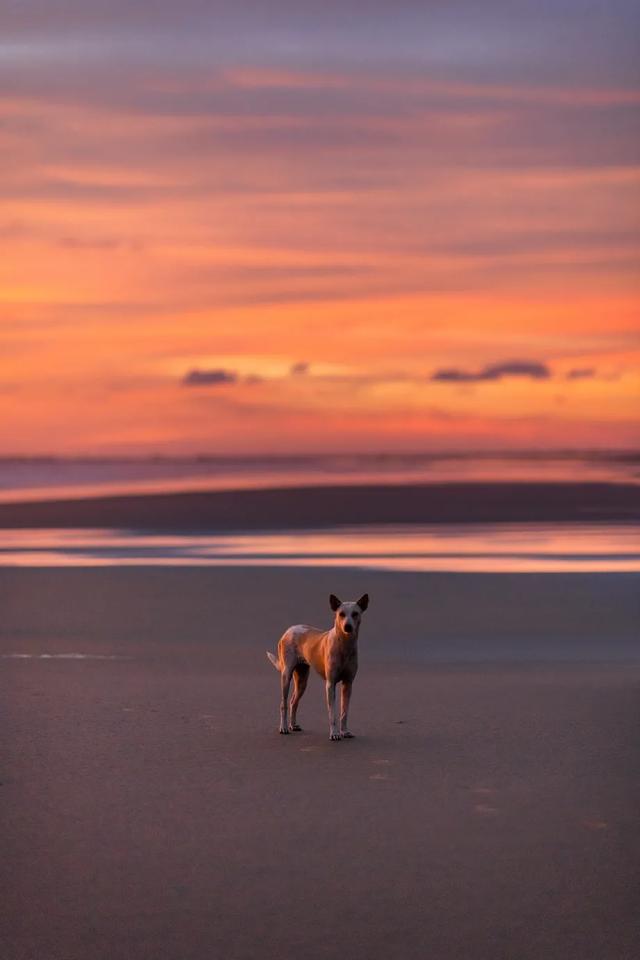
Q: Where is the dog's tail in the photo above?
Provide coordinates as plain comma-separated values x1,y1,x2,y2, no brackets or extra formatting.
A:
266,651,280,670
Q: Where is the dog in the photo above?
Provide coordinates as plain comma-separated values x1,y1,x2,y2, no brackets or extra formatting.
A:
267,593,369,741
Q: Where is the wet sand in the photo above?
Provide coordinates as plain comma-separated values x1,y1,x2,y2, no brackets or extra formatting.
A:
1,566,639,960
0,480,639,529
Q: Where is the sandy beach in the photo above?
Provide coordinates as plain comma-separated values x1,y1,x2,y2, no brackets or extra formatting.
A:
2,565,639,960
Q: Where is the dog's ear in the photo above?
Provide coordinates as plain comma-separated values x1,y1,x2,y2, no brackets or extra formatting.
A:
329,594,342,611
357,593,369,611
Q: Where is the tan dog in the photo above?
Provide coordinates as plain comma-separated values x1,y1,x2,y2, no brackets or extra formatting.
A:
267,593,369,740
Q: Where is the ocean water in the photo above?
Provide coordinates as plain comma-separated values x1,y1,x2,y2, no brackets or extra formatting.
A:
0,451,638,503
0,523,638,572
1,454,637,572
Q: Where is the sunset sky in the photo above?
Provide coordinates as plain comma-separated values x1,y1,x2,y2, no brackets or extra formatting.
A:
2,0,639,454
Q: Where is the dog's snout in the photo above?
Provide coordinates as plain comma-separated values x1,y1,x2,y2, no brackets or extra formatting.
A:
344,622,353,633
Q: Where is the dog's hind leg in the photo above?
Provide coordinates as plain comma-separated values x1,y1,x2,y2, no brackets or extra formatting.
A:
289,664,309,732
279,666,294,734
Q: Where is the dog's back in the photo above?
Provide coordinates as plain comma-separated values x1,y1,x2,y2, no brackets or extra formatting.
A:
267,623,328,676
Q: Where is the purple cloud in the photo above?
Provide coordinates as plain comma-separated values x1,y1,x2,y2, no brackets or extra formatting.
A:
182,368,238,386
565,367,596,380
290,361,309,375
431,361,551,383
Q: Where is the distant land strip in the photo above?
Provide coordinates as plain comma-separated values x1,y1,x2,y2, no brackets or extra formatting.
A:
0,482,638,530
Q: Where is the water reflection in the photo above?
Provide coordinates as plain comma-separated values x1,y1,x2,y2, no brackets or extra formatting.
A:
0,524,638,572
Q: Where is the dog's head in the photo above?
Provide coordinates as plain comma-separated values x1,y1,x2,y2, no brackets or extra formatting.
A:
329,593,369,636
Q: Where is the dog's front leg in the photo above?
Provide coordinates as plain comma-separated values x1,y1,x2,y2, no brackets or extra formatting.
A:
339,679,354,738
326,680,340,740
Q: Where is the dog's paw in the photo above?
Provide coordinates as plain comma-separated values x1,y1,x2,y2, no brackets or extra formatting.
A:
289,724,302,732
341,731,355,739
329,732,342,741
279,727,290,735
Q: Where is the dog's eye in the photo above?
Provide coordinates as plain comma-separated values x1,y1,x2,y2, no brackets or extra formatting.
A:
352,611,359,618
339,611,346,617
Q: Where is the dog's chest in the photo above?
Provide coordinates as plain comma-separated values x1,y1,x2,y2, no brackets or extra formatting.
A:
329,638,358,681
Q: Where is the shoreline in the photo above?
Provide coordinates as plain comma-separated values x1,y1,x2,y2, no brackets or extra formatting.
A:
0,480,638,530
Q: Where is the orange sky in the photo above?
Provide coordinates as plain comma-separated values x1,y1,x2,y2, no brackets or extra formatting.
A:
1,3,639,454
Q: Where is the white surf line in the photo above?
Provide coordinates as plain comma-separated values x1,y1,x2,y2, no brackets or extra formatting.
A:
1,653,131,660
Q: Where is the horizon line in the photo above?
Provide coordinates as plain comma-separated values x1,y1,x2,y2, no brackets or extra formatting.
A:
0,449,639,464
